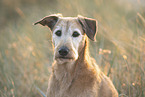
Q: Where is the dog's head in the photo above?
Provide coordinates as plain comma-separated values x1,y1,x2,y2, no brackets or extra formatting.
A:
34,14,98,64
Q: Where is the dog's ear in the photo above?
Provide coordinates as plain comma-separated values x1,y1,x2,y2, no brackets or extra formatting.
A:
34,14,62,30
78,15,98,41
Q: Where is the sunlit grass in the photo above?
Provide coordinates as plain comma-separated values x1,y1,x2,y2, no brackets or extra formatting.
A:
0,0,145,97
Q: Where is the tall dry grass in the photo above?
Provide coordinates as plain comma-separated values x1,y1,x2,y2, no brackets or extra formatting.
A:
0,0,145,97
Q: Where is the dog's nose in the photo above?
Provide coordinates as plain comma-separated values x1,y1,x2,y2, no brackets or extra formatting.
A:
58,47,69,56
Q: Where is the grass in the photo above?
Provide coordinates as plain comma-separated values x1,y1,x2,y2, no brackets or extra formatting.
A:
0,0,145,97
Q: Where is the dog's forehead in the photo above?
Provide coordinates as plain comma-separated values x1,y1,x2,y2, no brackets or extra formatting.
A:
52,17,83,34
55,17,81,28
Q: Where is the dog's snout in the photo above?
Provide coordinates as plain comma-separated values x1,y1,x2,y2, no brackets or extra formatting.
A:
58,47,69,56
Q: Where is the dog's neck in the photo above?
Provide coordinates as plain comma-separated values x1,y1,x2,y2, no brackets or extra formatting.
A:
74,38,90,67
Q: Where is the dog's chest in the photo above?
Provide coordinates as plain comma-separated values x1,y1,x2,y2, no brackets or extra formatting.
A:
48,71,98,97
54,73,74,97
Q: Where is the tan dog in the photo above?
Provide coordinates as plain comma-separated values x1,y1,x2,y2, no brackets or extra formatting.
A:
34,14,118,97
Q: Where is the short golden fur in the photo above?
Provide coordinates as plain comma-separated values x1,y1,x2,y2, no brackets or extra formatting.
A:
35,14,118,97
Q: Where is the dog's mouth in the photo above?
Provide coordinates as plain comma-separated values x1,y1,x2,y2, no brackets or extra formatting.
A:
56,56,74,60
55,56,75,64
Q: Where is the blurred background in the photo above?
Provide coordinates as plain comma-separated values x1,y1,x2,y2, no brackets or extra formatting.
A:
0,0,145,97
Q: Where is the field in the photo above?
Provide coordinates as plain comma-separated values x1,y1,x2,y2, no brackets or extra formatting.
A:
0,0,145,97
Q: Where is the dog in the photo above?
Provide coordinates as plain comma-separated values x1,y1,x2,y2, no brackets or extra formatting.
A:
34,14,118,97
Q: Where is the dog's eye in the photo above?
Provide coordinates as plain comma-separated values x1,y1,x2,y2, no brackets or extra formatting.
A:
72,31,80,37
55,30,61,36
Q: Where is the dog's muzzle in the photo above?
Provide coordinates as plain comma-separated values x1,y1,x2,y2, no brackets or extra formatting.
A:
55,46,77,61
56,46,73,60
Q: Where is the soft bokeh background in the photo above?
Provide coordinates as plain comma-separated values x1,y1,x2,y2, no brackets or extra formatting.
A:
0,0,145,97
